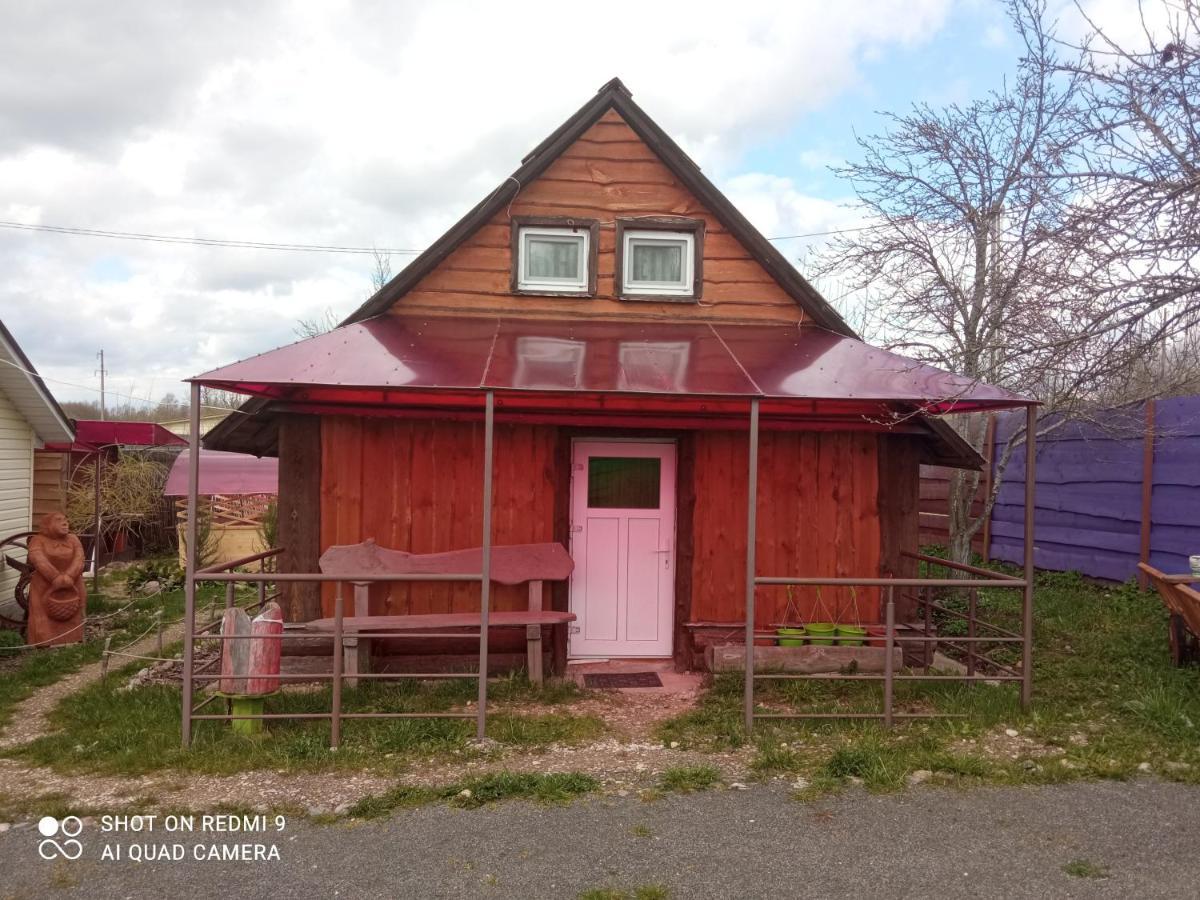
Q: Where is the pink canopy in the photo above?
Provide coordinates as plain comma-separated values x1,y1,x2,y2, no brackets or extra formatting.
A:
164,449,277,497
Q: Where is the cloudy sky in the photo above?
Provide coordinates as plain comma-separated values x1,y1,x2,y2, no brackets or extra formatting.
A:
0,0,1140,409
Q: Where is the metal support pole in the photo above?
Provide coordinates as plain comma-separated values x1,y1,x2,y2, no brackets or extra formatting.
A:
923,585,933,674
743,399,760,735
92,450,103,594
477,391,495,740
331,582,344,749
1021,404,1038,710
181,382,201,748
884,586,895,728
225,582,235,610
967,588,977,676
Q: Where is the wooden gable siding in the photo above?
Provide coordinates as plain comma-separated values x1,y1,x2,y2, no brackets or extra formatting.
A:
318,417,558,617
392,109,806,323
689,430,885,629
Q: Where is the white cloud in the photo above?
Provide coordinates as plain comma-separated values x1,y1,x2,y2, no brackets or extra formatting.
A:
0,0,956,405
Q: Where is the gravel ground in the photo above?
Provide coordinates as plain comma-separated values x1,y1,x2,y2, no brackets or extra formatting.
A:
2,779,1198,899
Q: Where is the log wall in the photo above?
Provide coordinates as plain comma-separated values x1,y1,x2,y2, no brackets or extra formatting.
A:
318,417,557,617
391,109,806,324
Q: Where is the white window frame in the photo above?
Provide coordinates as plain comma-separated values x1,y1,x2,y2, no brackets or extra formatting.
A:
517,227,589,293
621,229,695,297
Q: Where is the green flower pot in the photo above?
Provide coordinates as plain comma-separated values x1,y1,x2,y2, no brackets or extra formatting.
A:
806,622,837,645
836,625,867,647
776,626,807,647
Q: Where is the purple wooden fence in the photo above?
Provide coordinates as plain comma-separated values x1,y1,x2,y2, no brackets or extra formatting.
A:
989,397,1200,582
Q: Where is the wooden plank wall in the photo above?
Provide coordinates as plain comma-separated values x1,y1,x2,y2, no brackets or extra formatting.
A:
919,466,986,552
690,430,886,630
32,450,67,520
277,415,322,621
318,417,558,617
392,109,806,324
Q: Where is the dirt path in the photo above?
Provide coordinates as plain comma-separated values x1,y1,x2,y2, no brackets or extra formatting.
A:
0,654,739,818
0,620,188,750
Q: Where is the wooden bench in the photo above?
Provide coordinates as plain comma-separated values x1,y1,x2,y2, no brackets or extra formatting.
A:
1138,563,1200,665
314,540,575,685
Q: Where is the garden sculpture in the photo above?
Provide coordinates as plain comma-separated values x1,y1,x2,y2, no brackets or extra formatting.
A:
218,601,283,734
26,512,86,647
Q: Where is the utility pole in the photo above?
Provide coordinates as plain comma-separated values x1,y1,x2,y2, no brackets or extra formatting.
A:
96,349,106,420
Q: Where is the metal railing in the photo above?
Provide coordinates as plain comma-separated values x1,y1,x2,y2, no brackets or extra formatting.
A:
180,386,499,749
743,556,1030,729
741,399,1039,733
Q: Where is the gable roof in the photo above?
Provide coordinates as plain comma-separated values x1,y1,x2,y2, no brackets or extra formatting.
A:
0,319,73,445
342,77,854,336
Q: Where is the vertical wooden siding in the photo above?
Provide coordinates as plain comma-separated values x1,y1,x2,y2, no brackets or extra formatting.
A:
690,430,886,629
318,417,557,617
391,109,806,324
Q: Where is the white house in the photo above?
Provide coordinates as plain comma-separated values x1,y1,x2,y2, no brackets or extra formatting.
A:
0,321,73,616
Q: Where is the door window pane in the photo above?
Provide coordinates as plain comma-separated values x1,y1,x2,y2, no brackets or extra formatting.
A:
587,456,661,509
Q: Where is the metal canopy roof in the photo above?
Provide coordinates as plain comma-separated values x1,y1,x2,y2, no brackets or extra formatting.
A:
44,419,188,452
191,315,1030,416
163,449,278,497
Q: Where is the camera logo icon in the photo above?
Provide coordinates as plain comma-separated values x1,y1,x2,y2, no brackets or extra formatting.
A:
37,816,83,861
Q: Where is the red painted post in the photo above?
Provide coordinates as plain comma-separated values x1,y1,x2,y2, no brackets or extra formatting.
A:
1021,405,1038,711
331,582,344,749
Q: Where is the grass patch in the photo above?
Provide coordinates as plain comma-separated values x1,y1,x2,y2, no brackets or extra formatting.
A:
659,764,720,793
345,772,599,818
580,886,669,900
0,576,216,731
1063,858,1109,879
659,566,1200,794
6,673,603,777
452,772,599,808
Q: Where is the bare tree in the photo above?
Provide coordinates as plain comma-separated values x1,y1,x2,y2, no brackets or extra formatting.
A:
816,1,1200,565
1015,0,1200,343
294,248,392,339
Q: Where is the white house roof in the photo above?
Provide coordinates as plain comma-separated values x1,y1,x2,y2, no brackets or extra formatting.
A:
0,320,73,446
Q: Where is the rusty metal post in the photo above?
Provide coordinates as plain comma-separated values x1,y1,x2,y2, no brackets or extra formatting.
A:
477,391,495,740
92,451,102,593
967,588,977,676
884,586,895,728
181,382,201,748
1022,404,1038,710
100,636,113,680
923,585,933,674
331,582,344,749
743,399,760,735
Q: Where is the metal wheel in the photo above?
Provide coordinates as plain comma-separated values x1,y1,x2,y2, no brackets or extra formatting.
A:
1,530,36,634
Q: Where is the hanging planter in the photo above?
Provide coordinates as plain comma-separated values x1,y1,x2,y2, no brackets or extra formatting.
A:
836,624,867,646
776,586,808,645
806,622,837,645
776,626,807,646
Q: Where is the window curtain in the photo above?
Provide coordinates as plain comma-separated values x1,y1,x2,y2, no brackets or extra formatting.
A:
631,242,683,282
528,238,581,279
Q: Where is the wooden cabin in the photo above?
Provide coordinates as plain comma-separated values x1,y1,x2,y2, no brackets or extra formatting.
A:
199,78,1029,673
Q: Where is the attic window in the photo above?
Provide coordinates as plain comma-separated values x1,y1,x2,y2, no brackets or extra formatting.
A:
616,217,704,301
511,216,599,296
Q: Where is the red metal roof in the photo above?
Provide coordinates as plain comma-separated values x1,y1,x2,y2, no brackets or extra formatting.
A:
190,316,1031,416
45,419,188,452
163,449,278,497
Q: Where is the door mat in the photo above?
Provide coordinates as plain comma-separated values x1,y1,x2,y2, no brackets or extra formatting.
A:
583,672,663,689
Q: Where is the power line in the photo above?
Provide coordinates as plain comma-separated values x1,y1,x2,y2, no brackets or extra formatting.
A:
0,218,870,255
0,357,245,414
0,220,423,255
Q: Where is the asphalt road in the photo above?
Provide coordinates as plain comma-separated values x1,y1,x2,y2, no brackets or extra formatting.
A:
3,780,1198,899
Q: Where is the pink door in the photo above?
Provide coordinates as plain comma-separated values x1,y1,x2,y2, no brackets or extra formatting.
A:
569,440,676,658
